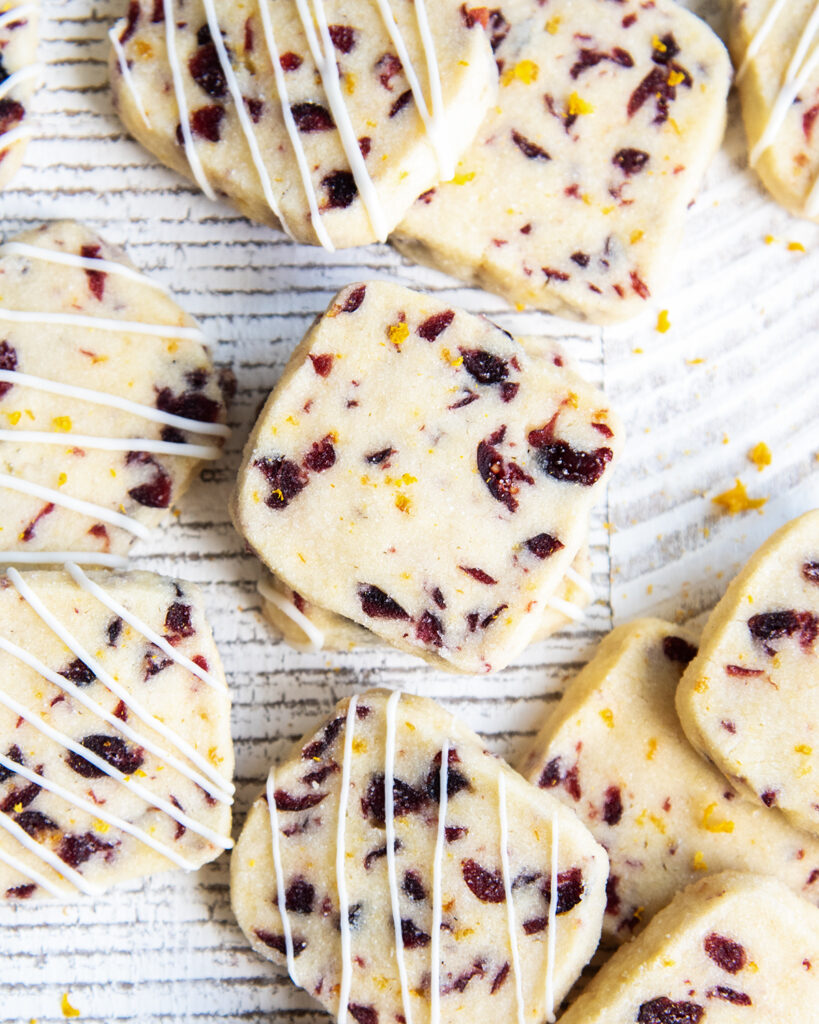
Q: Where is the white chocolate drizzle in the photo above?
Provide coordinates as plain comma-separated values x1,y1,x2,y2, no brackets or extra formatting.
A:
0,551,129,568
0,429,222,460
0,122,32,150
385,690,413,1024
0,807,103,896
336,694,358,1024
545,810,559,1023
498,772,525,1024
257,576,325,653
0,241,172,295
0,471,151,540
737,0,789,79
164,0,216,200
0,63,42,102
0,368,231,438
0,6,39,149
266,767,300,985
564,565,594,597
546,594,585,622
0,306,210,345
110,19,152,129
0,828,69,899
429,737,449,1024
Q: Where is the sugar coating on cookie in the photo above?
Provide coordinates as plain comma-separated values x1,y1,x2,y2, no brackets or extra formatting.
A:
0,220,230,562
232,281,621,674
676,511,819,837
0,567,234,900
0,1,40,190
109,0,497,248
393,0,730,323
559,871,819,1023
520,619,819,945
231,688,608,1024
731,0,819,221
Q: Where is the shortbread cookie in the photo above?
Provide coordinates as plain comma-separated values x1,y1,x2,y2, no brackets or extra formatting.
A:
731,1,819,221
258,542,593,653
109,0,497,249
0,565,234,899
677,511,819,837
0,1,40,190
559,871,819,1024
393,0,730,323
232,689,608,1024
232,281,621,674
520,619,819,945
0,220,230,563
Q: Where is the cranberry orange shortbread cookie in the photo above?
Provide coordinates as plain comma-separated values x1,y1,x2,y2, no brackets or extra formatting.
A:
393,0,730,323
520,619,819,945
0,565,233,899
676,511,819,837
0,221,230,564
109,0,497,248
559,872,819,1024
232,689,608,1023
731,1,819,221
232,281,622,674
0,1,41,190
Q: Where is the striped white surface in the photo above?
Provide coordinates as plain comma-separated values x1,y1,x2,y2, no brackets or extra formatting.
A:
1,0,818,1020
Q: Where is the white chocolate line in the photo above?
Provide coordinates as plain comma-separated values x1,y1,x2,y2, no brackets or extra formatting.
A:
546,594,585,622
257,577,325,654
0,241,171,295
0,552,129,568
0,4,37,32
0,369,231,438
0,753,199,871
785,2,819,82
336,694,358,1024
0,631,231,804
545,811,559,1023
0,835,69,899
65,562,228,701
498,773,525,1024
0,63,42,102
0,122,33,148
0,472,152,540
256,0,335,250
429,738,449,1024
564,566,594,597
0,682,232,848
6,567,232,796
164,0,216,200
0,809,103,896
0,430,222,460
266,768,300,985
737,0,788,79
385,690,412,1024
0,307,210,345
109,20,152,129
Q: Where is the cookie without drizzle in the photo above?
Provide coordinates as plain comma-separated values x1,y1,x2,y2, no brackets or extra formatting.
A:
232,281,622,674
393,0,730,323
677,511,819,837
0,567,234,900
231,688,608,1024
520,619,819,945
0,1,40,190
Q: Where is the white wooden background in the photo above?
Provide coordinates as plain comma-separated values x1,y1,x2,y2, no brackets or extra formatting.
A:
1,0,818,1020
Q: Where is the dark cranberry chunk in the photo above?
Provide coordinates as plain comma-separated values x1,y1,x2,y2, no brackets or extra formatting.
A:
525,533,564,559
402,870,426,901
460,349,509,386
748,609,817,654
416,610,444,648
274,789,327,812
189,42,227,98
0,340,18,398
390,89,413,117
58,831,116,868
16,810,58,838
6,884,36,899
426,749,471,803
67,735,144,778
254,929,307,956
570,46,634,79
491,962,510,994
401,918,430,948
530,437,612,486
362,773,426,827
191,104,225,142
662,635,698,664
303,434,336,473
285,877,315,914
537,756,581,801
603,785,623,825
341,284,366,313
255,456,308,510
511,130,550,161
127,451,172,508
365,447,394,465
291,101,335,133
418,310,455,342
1,780,40,813
59,659,96,687
310,353,334,377
322,170,357,209
165,602,194,638
707,987,751,1005
376,52,403,90
358,584,410,621
613,148,650,175
0,98,24,136
542,866,584,914
156,386,221,424
143,647,172,678
329,24,356,52
120,0,140,43
704,932,747,973
0,745,22,782
80,243,106,301
459,565,497,585
280,51,302,71
107,617,123,646
20,502,55,542
462,859,505,903
349,1007,378,1024
302,716,344,760
637,997,704,1023
803,561,819,585
477,426,534,513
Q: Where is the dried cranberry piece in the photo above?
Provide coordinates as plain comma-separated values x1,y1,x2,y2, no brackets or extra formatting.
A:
491,962,510,994
274,789,327,812
254,929,307,956
462,859,505,903
365,447,394,465
803,561,819,585
500,381,519,403
157,386,220,423
449,390,479,410
460,5,489,29
637,997,704,1024
340,284,366,313
530,438,612,486
120,0,140,42
1,780,40,813
426,750,470,802
20,501,55,543
390,89,412,118
189,42,227,98
417,310,455,342
525,533,563,559
704,933,747,974
446,825,467,842
605,874,620,916
80,243,106,301
0,340,18,398
303,434,336,473
748,610,816,654
628,63,689,125
302,763,337,785
761,789,778,807
416,610,444,648
570,47,633,79
542,866,584,914
67,735,144,778
376,53,403,90
59,659,96,687
15,810,58,838
442,960,486,995
511,130,550,161
255,456,308,510
537,756,581,801
459,566,497,585
349,1007,378,1024
309,353,334,377
329,24,356,53
401,918,430,948
285,878,315,914
460,349,509,386
603,785,623,826
165,602,194,637
127,451,172,508
6,883,35,899
613,148,650,175
280,51,302,71
143,647,172,678
402,870,426,901
662,635,698,664
107,617,123,646
362,773,426,827
477,426,534,513
431,587,446,610
0,745,22,783
59,831,116,868
302,716,344,760
291,101,335,133
0,98,23,136
322,170,357,209
197,23,213,45
191,104,225,141
652,33,681,64
358,585,410,621
707,987,751,1006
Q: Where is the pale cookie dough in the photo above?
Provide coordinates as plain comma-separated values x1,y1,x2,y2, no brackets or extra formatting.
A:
0,566,234,900
519,619,819,945
730,0,819,221
0,220,231,564
392,0,731,324
0,1,40,190
232,281,622,674
109,0,497,249
559,872,819,1024
232,688,608,1024
676,511,819,837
